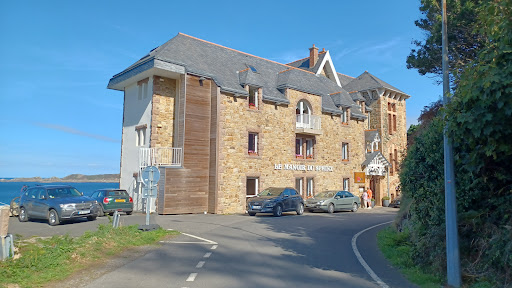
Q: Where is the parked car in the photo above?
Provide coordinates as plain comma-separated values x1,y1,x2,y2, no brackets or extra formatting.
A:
388,197,401,208
247,187,304,217
305,190,360,213
90,189,133,216
18,185,100,226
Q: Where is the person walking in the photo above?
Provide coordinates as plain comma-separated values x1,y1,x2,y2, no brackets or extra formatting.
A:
367,187,373,209
362,189,368,209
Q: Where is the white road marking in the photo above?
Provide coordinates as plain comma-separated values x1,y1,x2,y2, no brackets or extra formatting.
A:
352,221,393,288
186,273,197,282
160,232,218,244
211,245,218,250
196,261,205,268
203,252,212,258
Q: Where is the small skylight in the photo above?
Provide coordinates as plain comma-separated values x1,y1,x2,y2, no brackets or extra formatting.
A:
247,65,257,73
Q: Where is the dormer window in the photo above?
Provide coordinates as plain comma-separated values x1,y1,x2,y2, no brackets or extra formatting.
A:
248,86,259,109
341,107,349,125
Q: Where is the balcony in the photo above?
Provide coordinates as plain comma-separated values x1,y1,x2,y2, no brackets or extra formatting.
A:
296,114,322,135
139,147,183,170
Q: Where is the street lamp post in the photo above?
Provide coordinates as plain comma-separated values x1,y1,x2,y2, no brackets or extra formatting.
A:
442,0,462,286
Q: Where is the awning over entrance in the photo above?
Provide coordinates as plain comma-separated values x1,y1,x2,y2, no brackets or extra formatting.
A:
361,152,391,176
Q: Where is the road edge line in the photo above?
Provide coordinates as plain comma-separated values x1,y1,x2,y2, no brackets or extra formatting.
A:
351,221,393,288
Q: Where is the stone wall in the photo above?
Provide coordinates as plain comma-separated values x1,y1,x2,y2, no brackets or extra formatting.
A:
368,92,407,202
151,76,176,148
217,88,368,214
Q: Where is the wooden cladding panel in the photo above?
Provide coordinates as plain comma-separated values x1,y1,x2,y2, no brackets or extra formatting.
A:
160,75,212,214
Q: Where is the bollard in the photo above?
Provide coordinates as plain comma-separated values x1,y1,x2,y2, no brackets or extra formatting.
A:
112,211,120,228
1,234,14,261
0,205,9,237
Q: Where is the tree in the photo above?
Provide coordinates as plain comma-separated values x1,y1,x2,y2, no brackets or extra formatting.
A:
406,0,486,84
399,0,512,285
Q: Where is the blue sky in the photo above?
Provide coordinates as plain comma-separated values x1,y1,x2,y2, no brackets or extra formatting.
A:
0,1,441,178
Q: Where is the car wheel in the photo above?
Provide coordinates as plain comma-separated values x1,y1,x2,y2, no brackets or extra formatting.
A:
327,203,335,214
18,207,28,222
352,203,359,212
273,204,283,217
48,209,60,226
98,205,105,217
248,212,256,216
87,215,97,221
126,211,132,215
296,203,304,215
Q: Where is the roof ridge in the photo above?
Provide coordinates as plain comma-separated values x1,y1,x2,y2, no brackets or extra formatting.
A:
177,33,317,76
337,72,355,79
286,56,309,65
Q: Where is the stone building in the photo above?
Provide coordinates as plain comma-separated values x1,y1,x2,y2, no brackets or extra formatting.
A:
107,33,410,214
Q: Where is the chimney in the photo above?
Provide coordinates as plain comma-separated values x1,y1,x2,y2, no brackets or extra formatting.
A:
309,44,318,68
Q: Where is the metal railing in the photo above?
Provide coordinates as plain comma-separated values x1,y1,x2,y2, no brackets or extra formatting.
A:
139,147,183,169
296,114,321,130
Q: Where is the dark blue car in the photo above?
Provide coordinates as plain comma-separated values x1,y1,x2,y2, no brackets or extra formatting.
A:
18,185,100,226
246,187,304,217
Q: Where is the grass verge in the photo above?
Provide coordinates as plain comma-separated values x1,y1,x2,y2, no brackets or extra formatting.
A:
0,224,179,287
377,226,443,288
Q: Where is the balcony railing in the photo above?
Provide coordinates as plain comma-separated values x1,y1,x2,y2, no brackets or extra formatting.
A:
139,147,182,169
296,114,322,134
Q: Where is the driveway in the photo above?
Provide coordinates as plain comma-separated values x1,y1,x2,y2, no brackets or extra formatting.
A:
7,207,415,288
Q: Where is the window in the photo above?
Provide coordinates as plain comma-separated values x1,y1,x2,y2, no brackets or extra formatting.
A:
389,152,394,176
248,86,259,109
341,108,348,125
136,125,147,146
342,142,349,161
295,178,303,196
393,115,397,131
246,177,259,198
295,138,303,158
248,133,258,155
343,178,350,191
388,113,393,135
138,79,149,100
296,100,312,127
307,178,314,198
306,139,314,159
296,136,315,159
394,148,398,172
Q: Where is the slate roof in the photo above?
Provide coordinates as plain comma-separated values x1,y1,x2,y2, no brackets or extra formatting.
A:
337,73,355,86
343,71,410,97
108,33,408,117
286,51,328,73
362,151,391,167
365,130,379,143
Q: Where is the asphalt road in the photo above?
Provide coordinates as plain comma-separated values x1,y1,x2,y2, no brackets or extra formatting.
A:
7,207,417,288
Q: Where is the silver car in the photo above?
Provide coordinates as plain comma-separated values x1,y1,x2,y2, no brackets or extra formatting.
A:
18,185,100,226
305,190,360,213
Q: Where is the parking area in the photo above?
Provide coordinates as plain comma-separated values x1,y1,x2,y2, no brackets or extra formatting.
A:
7,206,399,239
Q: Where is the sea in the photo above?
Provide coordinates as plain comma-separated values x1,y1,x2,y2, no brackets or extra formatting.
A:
0,181,119,206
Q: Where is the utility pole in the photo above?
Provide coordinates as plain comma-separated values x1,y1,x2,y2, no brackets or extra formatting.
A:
442,0,461,286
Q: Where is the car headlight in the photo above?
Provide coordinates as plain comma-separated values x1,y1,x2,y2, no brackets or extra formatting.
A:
60,203,75,209
264,201,276,208
317,200,325,205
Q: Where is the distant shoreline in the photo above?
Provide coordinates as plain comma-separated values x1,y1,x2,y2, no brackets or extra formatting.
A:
0,174,120,183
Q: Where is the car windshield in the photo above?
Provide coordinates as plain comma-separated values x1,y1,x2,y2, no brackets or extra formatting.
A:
316,191,336,198
47,188,82,198
107,190,128,197
259,188,284,197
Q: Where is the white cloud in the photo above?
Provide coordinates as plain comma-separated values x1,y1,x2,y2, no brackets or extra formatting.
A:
34,122,120,143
